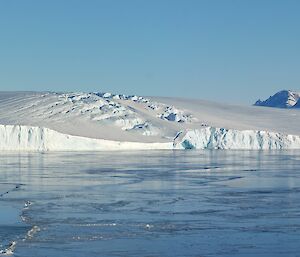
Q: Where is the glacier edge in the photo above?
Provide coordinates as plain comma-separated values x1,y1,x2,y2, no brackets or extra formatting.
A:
174,127,300,150
1,124,300,151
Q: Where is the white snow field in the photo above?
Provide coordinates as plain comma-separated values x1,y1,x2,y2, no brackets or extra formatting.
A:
0,91,300,151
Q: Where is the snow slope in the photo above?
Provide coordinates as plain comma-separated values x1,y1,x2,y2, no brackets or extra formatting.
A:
0,91,192,143
0,91,300,150
254,90,300,108
152,96,300,136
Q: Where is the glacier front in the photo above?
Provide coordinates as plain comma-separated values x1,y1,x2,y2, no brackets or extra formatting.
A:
174,127,300,150
1,124,300,151
0,91,300,151
0,125,172,151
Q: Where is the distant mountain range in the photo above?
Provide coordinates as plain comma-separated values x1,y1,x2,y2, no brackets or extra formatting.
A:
254,90,300,108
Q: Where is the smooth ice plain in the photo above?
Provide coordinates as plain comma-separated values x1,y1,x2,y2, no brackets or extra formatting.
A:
0,150,300,257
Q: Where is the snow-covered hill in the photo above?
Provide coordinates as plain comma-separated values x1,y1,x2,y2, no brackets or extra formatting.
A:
254,90,300,108
0,91,300,150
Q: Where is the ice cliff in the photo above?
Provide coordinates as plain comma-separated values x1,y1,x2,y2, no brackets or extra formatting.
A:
1,124,300,151
174,127,300,150
0,125,172,151
1,91,300,150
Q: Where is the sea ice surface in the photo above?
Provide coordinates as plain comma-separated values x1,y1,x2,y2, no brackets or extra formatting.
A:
0,151,300,256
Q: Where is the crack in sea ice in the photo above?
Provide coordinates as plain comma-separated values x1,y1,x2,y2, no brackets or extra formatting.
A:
0,198,40,256
0,184,22,198
0,241,16,256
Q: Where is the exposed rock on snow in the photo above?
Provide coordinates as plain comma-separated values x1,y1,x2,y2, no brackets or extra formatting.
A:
293,100,300,108
254,90,300,108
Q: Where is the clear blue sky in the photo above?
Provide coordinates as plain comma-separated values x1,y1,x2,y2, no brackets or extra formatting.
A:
0,0,299,103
